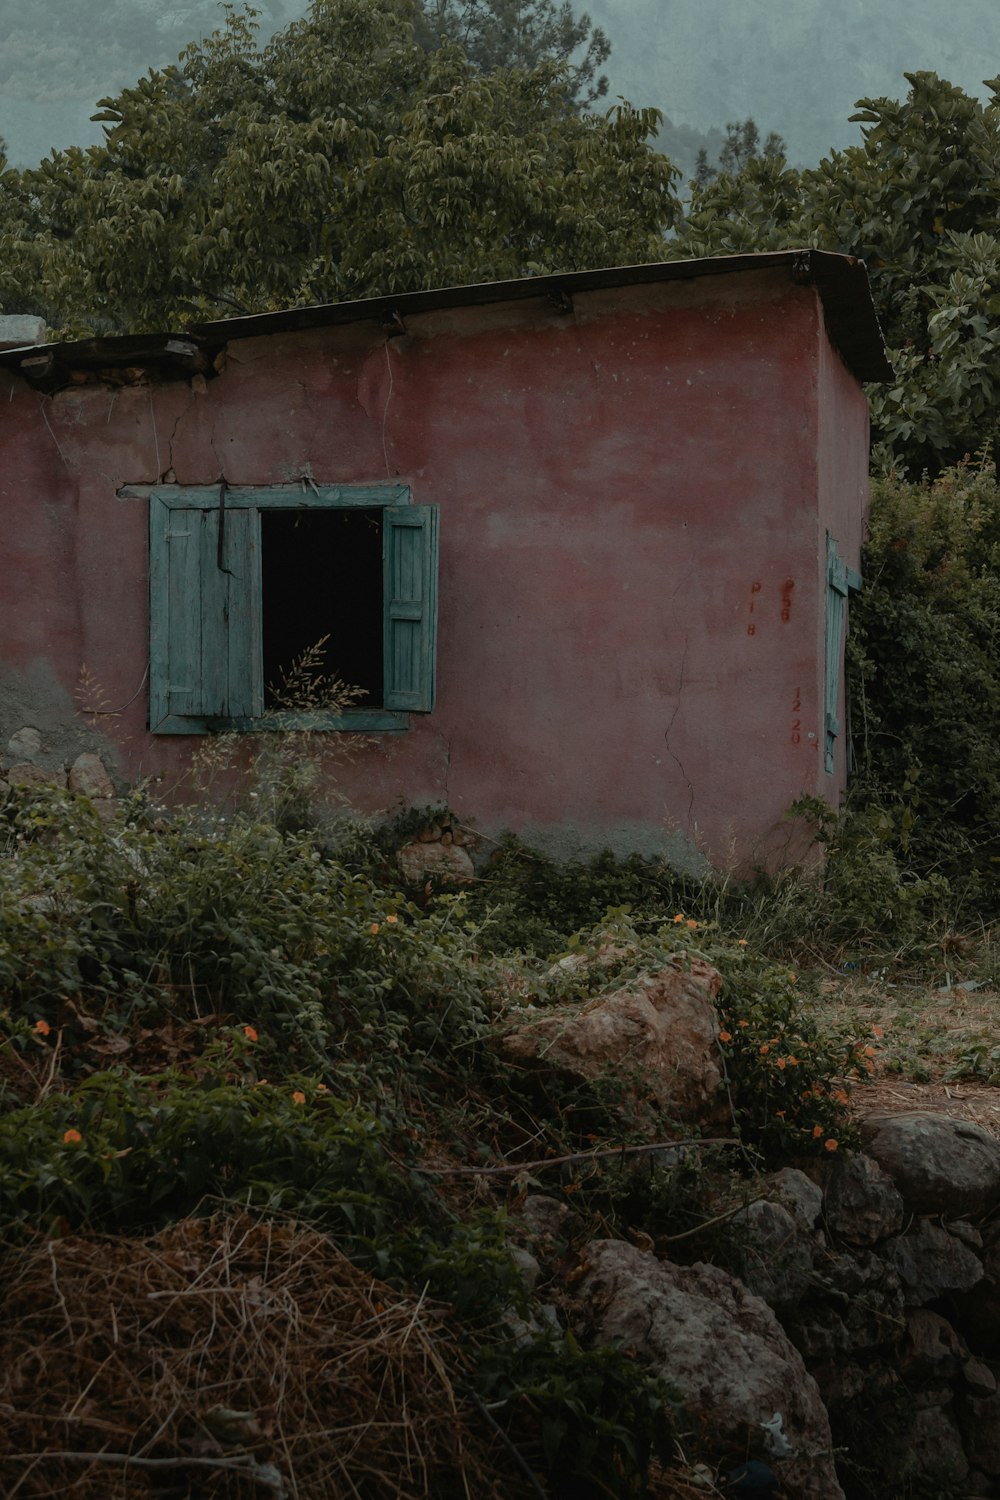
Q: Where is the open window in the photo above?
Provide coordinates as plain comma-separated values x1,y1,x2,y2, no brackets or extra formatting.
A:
148,484,439,733
824,533,862,774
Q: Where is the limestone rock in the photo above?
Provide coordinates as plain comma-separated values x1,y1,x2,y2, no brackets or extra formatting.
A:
499,959,724,1124
397,839,475,885
859,1111,1000,1217
734,1198,816,1311
6,762,65,789
888,1219,983,1305
901,1310,964,1381
820,1151,905,1246
6,726,42,759
577,1240,844,1500
879,1403,970,1491
768,1167,824,1231
68,752,116,799
958,1392,1000,1475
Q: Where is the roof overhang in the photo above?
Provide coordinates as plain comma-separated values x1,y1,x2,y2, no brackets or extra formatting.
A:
0,249,893,395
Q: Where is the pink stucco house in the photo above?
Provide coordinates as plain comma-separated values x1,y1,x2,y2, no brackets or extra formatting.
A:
0,250,888,869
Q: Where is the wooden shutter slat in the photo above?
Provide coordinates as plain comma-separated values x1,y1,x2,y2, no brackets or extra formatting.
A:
383,506,439,712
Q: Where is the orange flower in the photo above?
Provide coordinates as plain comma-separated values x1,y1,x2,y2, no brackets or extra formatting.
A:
775,1110,786,1119
788,972,797,984
736,939,749,948
786,1055,800,1066
255,1079,270,1088
864,1046,877,1058
62,1129,82,1144
292,1091,306,1105
718,1029,732,1043
833,1088,850,1105
33,1019,51,1037
824,1138,839,1152
386,914,399,925
812,1125,824,1138
872,1024,884,1039
243,1025,259,1043
759,1044,770,1055
672,914,685,924
776,1057,787,1070
370,922,380,935
316,1083,329,1094
738,1019,749,1029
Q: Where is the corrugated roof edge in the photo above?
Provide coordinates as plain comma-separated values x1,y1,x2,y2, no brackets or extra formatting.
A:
0,249,893,386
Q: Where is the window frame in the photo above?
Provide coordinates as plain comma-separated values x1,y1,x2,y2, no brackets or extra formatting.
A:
148,482,438,735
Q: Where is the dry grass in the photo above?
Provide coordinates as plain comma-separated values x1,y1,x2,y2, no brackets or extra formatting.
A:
815,973,1000,1136
0,1213,525,1500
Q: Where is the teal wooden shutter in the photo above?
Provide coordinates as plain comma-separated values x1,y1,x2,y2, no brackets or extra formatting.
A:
149,493,262,732
824,535,862,774
382,505,439,711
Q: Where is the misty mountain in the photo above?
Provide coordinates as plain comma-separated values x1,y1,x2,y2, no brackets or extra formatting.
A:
2,0,999,175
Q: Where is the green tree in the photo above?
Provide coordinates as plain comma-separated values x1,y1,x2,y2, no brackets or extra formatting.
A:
1,0,676,335
416,0,610,105
693,116,786,187
675,72,1000,476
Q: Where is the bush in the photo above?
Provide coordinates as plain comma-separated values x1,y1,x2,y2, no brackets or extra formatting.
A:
848,460,1000,907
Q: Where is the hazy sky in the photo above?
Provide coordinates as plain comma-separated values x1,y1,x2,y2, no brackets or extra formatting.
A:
3,0,999,170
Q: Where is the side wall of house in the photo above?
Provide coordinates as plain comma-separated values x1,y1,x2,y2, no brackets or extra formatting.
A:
0,269,863,867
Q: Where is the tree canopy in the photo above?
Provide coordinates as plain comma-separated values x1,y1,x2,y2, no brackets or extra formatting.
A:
674,72,1000,477
0,0,676,336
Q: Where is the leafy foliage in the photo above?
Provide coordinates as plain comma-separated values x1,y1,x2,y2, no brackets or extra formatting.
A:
416,0,610,105
674,71,1000,475
847,460,1000,900
0,0,677,334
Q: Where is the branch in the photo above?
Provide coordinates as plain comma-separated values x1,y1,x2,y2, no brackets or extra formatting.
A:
417,1137,740,1176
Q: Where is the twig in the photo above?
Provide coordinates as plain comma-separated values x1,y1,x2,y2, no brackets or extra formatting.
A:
655,1194,769,1245
5,1450,286,1492
417,1137,740,1176
464,1387,548,1499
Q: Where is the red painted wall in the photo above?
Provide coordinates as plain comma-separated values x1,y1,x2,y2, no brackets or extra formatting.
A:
0,267,869,868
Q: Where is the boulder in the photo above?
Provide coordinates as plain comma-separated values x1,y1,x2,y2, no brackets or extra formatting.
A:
734,1198,816,1311
878,1403,970,1491
578,1239,844,1500
768,1167,824,1231
820,1151,904,1246
958,1391,1000,1475
68,752,116,799
397,839,475,885
888,1219,983,1305
900,1310,964,1381
5,762,65,789
858,1111,1000,1217
499,959,724,1124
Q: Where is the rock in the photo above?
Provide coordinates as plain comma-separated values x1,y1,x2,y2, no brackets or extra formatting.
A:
499,959,724,1125
958,1392,1000,1475
820,1151,904,1246
900,1310,964,1381
508,1246,541,1289
68,752,116,799
879,1403,969,1491
953,1228,1000,1348
6,762,65,788
859,1111,1000,1217
397,839,475,885
517,1195,575,1245
6,726,42,759
768,1167,824,1231
734,1198,816,1311
578,1240,844,1500
888,1219,983,1305
964,1357,998,1396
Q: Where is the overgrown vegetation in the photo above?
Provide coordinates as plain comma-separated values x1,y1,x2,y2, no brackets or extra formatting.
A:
1,769,900,1497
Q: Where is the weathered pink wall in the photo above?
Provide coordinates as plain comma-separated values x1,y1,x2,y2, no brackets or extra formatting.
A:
0,268,869,868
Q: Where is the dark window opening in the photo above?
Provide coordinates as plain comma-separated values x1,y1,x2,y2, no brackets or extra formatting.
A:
261,508,383,708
